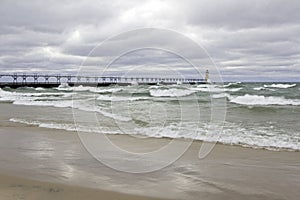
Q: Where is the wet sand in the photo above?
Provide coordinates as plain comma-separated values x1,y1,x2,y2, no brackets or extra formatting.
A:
0,123,299,200
0,173,167,200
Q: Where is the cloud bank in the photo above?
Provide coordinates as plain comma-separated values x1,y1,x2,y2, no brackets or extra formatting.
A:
0,0,299,81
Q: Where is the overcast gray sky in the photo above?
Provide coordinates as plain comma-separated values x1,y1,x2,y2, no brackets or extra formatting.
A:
0,0,299,82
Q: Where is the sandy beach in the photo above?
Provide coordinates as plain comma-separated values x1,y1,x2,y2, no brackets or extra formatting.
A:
1,0,300,199
0,121,299,200
0,173,168,200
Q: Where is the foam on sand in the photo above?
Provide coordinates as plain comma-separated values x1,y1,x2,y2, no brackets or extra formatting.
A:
9,118,300,151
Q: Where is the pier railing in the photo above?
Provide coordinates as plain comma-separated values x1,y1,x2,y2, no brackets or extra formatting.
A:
0,73,207,87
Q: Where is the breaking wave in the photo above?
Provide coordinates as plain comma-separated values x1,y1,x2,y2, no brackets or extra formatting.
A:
223,82,242,88
264,83,296,89
2,83,300,151
56,85,123,93
229,94,300,106
149,88,196,97
9,118,300,151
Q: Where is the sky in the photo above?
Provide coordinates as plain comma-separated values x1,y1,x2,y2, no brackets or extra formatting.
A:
0,0,299,82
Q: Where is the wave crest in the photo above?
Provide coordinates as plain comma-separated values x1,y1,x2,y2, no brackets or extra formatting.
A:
264,83,296,89
149,88,196,97
229,94,300,106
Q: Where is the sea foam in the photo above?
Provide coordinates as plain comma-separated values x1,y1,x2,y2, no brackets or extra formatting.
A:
9,118,300,151
229,94,300,106
149,88,196,97
264,83,296,89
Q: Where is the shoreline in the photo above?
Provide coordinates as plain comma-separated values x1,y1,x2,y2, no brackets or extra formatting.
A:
0,124,299,199
8,117,300,153
0,102,298,153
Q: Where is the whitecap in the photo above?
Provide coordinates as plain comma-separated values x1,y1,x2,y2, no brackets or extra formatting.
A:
191,85,225,93
149,88,196,97
96,94,148,101
229,94,300,106
212,93,231,99
264,83,296,89
35,87,46,91
191,85,241,93
223,82,242,88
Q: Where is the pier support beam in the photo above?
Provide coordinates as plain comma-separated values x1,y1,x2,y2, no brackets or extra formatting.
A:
45,75,49,83
22,73,26,84
33,73,38,83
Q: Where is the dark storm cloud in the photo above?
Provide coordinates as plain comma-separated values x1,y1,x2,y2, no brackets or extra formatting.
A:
0,0,299,81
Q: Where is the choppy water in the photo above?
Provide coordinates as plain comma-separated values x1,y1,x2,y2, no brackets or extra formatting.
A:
0,82,299,151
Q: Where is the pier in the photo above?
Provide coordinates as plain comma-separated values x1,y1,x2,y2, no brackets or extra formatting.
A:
0,73,207,88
